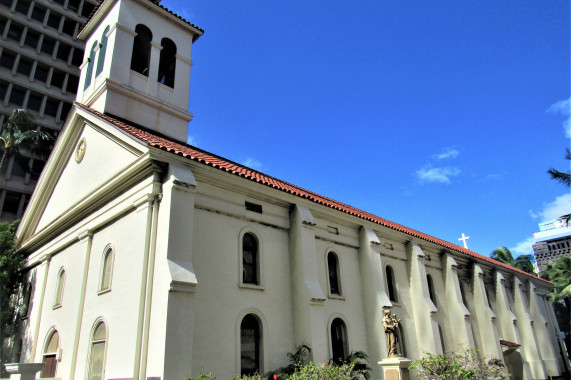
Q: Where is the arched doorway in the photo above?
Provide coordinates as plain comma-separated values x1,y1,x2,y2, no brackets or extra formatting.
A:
503,350,524,380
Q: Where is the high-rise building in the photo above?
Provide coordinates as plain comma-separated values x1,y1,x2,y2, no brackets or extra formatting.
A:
0,0,97,221
532,214,571,272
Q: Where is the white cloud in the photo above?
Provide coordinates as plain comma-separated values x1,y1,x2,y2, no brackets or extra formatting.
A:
532,193,571,222
415,166,461,184
243,158,263,170
432,147,459,161
547,98,571,138
510,236,535,256
515,194,571,258
187,135,198,146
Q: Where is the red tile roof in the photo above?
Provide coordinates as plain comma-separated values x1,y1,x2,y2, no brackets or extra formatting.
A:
75,102,551,285
78,0,204,37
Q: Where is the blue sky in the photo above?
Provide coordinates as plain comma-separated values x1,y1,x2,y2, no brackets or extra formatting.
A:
162,0,570,259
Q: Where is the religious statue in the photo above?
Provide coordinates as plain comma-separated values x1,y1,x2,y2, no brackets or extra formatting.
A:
382,308,401,357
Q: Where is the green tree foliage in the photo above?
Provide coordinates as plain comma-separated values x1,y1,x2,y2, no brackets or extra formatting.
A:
0,220,24,372
547,148,571,188
490,247,536,275
0,109,52,171
186,361,363,380
409,345,509,380
541,256,571,301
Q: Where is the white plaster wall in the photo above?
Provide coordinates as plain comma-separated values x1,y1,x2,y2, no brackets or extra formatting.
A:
190,206,294,378
381,252,418,359
79,1,121,103
31,242,84,380
37,124,138,231
315,240,369,359
116,0,193,109
72,207,148,380
425,266,449,352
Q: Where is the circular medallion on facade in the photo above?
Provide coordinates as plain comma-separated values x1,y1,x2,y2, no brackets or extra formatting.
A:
75,138,87,163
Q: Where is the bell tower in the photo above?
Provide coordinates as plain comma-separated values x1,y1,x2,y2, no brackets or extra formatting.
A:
76,0,203,142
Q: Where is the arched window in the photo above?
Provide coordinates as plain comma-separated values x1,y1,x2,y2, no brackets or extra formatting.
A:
100,247,114,292
41,330,59,378
242,233,258,285
87,321,107,380
327,252,341,295
330,318,348,364
427,274,436,306
240,314,261,376
95,26,110,77
84,41,98,89
386,265,397,303
130,24,152,76
53,268,65,308
157,37,176,88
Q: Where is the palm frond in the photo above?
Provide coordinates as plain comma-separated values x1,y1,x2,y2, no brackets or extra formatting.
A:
547,168,571,188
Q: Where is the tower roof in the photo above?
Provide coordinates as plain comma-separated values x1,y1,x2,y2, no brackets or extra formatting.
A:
77,0,204,40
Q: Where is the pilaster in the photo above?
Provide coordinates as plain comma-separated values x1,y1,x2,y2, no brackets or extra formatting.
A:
471,264,501,359
443,254,472,347
358,226,391,372
289,204,327,362
512,277,547,379
156,163,198,379
541,295,570,373
495,272,532,379
494,272,518,343
527,282,560,376
69,231,93,380
407,242,438,354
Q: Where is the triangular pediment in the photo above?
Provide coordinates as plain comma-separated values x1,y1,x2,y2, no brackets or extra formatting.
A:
17,105,149,245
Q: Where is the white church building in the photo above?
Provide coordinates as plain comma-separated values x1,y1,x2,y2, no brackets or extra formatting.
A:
11,0,570,379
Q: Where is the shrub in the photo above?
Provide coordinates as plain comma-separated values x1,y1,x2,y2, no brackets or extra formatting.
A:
186,362,364,380
409,345,509,380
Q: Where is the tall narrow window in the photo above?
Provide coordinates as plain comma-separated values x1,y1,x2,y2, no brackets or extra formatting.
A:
427,274,437,307
84,41,98,89
100,247,114,292
130,24,152,76
41,330,59,378
327,252,341,295
95,26,110,77
240,314,260,376
242,233,258,285
460,281,468,307
438,324,446,353
397,325,407,357
157,38,176,88
330,318,348,364
53,268,65,307
88,321,107,380
386,265,398,303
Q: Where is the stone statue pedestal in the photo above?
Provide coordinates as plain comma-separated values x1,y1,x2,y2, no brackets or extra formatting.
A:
4,363,44,380
378,357,412,380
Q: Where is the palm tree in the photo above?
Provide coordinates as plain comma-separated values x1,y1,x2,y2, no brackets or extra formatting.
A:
541,256,571,357
0,109,52,171
490,246,536,275
547,148,571,188
286,343,312,366
541,256,571,301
